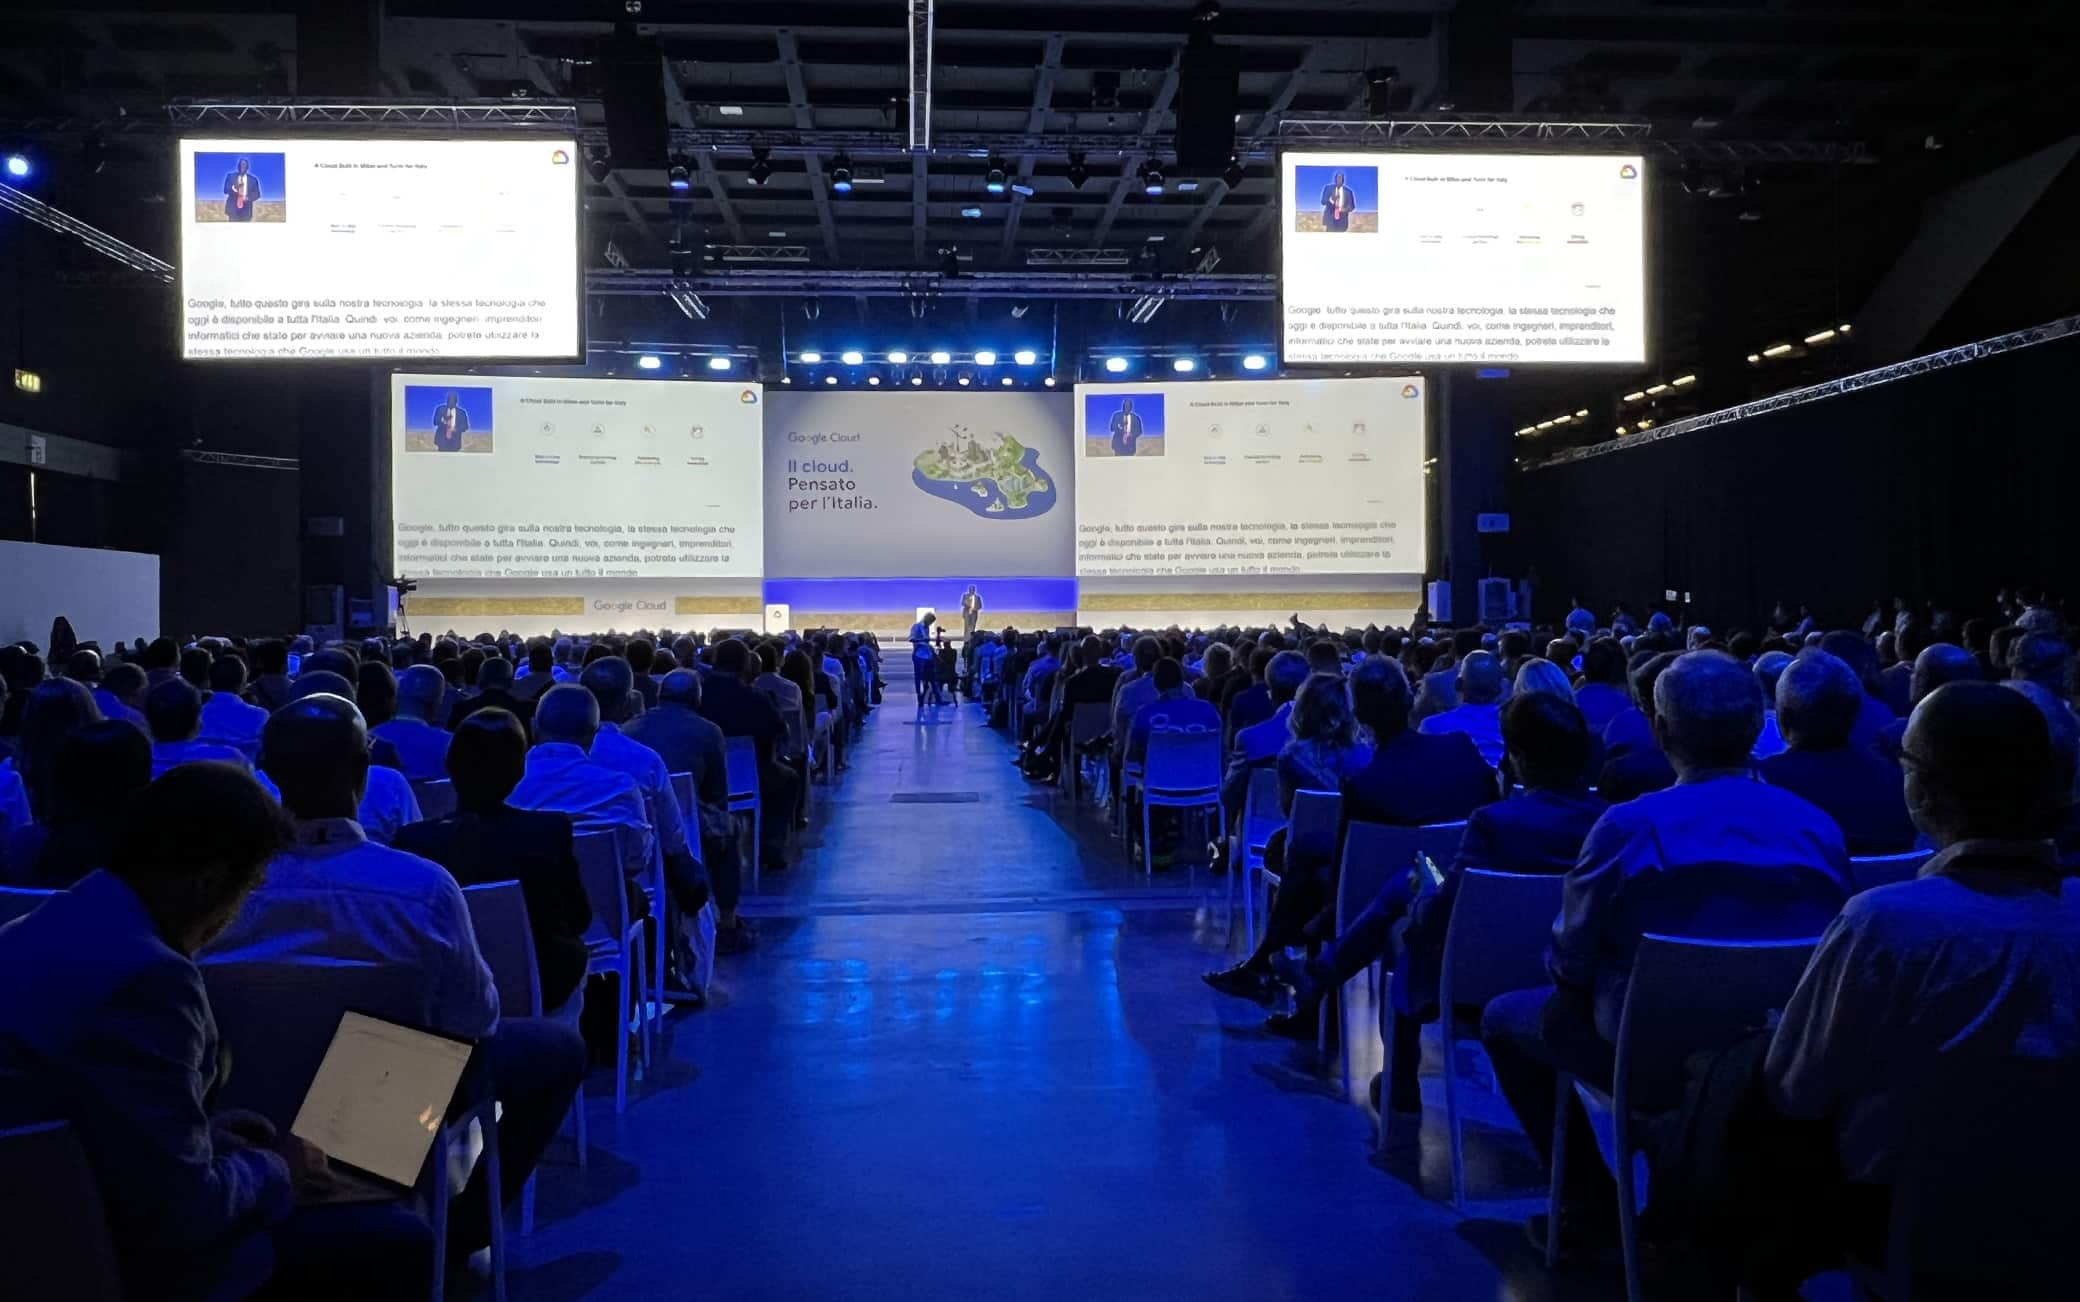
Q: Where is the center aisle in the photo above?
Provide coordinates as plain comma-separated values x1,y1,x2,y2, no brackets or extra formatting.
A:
515,679,1580,1301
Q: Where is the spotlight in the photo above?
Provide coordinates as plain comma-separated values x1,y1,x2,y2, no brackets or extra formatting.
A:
957,371,972,387
825,375,838,385
3,153,29,180
1139,160,1165,196
1013,349,1037,366
1065,151,1090,190
799,351,823,363
937,245,961,277
1000,375,1014,387
868,374,882,386
984,157,1008,194
587,151,611,182
840,349,864,365
929,350,952,365
668,160,691,192
829,153,854,193
707,356,732,371
910,374,923,386
1172,358,1196,373
1241,353,1268,371
888,350,910,365
1222,157,1245,188
637,355,662,370
1104,356,1129,373
1043,376,1056,387
974,350,997,366
747,146,772,187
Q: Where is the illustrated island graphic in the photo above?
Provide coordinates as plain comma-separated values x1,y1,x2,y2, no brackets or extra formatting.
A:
911,424,1057,520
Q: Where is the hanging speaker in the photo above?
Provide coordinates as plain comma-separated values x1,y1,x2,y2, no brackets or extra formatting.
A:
1174,34,1241,173
600,27,670,170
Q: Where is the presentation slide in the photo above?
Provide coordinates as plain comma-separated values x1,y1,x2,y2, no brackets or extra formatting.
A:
1280,151,1646,365
1074,377,1426,578
179,137,582,361
762,391,1074,578
390,374,764,580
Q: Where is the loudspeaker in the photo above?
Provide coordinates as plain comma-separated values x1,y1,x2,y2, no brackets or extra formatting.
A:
1174,35,1242,172
600,28,670,170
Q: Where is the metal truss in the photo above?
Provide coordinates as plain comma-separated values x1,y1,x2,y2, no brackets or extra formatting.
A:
1532,313,2080,470
710,244,813,263
166,100,579,130
181,448,300,471
1024,247,1132,267
1279,117,1868,164
586,126,1282,162
0,180,174,283
586,267,1276,301
907,0,934,151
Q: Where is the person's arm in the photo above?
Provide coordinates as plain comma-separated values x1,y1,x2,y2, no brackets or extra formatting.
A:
1406,814,1492,951
1545,810,1633,991
1764,909,1882,1120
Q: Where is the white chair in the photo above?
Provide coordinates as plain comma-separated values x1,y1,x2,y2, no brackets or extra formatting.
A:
0,885,56,928
1063,702,1112,799
1233,768,1285,945
1325,820,1416,1090
0,1121,126,1302
724,737,763,888
412,778,458,822
1257,789,1340,948
1550,933,1820,1302
464,880,576,1235
1137,728,1223,878
1849,849,1932,894
668,771,694,819
573,826,652,1115
202,959,505,1302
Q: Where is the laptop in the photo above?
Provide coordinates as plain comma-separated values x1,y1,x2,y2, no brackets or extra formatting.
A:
290,1009,476,1205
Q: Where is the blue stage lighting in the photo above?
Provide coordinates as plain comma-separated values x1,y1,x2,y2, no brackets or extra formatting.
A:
840,349,865,365
1013,348,1037,366
1172,358,1196,373
3,154,28,180
1242,353,1268,371
888,350,910,364
1104,356,1129,373
707,356,732,371
636,355,662,370
974,350,997,366
799,351,822,363
929,350,952,365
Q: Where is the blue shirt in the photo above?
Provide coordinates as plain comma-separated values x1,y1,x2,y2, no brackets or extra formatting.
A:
370,715,452,783
1419,702,1504,768
1127,692,1220,763
1550,768,1850,1033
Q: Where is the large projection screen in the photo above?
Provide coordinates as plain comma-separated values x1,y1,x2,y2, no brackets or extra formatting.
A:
179,138,582,361
389,374,764,580
1073,376,1427,579
1280,151,1646,365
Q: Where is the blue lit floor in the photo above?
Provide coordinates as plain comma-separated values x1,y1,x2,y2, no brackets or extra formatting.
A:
508,683,1621,1301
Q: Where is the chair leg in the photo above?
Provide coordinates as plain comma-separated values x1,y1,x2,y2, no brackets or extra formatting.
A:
1141,799,1154,878
1242,862,1257,952
1544,1072,1572,1269
613,956,631,1114
632,931,652,1071
520,1172,535,1237
1446,1025,1468,1211
1376,999,1397,1154
573,1080,588,1167
429,1127,451,1302
481,1105,508,1302
1615,1110,1645,1302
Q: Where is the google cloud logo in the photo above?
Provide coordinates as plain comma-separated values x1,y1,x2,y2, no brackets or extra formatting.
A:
739,389,759,404
1400,384,1420,398
550,149,571,165
1618,163,1638,180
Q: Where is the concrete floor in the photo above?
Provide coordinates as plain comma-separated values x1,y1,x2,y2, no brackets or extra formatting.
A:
509,681,1623,1301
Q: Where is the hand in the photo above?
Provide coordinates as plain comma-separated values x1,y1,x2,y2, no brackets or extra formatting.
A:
277,1135,330,1193
210,1108,277,1150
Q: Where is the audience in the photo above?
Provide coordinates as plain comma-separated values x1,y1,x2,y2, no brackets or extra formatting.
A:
2,719,152,887
198,652,268,758
692,639,796,873
371,664,452,781
1341,656,1497,827
145,678,250,776
1761,652,1918,854
1219,650,1311,814
1595,652,1680,802
1418,649,1507,766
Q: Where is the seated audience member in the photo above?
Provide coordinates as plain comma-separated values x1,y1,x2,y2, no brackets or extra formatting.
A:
1573,638,1633,737
3,720,151,887
1219,650,1311,814
508,685,656,874
97,661,150,731
696,639,798,872
1761,653,1917,854
0,646,45,741
1600,653,1659,757
1204,656,1491,1004
1305,639,1346,677
198,653,268,758
1109,636,1166,763
580,658,713,936
1265,694,1607,1102
1750,651,1794,761
1276,672,1374,802
146,679,250,777
2006,631,2070,695
1762,683,2079,1277
448,654,534,731
278,672,421,843
1819,630,1901,753
1125,658,1220,764
625,639,661,709
1873,642,1982,762
2,678,103,849
207,693,583,1263
1422,644,1505,765
1193,643,1233,705
370,665,451,781
1878,623,1930,717
179,646,213,692
0,763,441,1301
510,642,558,703
246,640,294,712
1027,636,1123,775
393,710,592,1016
1596,653,1681,802
355,659,398,728
1480,651,1849,1248
1224,647,1278,743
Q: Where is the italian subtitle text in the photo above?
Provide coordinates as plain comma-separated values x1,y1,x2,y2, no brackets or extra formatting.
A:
1076,519,1402,577
1287,302,1619,361
394,520,737,579
184,295,553,358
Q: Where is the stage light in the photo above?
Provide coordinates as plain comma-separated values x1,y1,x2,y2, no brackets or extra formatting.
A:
799,351,823,363
1172,358,1196,373
637,354,662,370
868,374,882,386
782,375,792,384
1838,323,1853,334
840,349,864,365
910,374,923,386
957,372,972,386
1671,374,1696,387
1645,383,1669,395
830,153,854,193
1747,353,1762,364
1001,376,1014,387
1139,160,1165,196
929,350,952,365
668,161,691,192
1013,348,1037,366
3,153,29,179
1241,353,1268,371
1104,356,1128,373
974,350,997,366
1575,408,1590,418
1066,151,1089,189
984,157,1008,194
1622,391,1647,403
888,350,910,365
707,356,732,371
1803,329,1836,345
1762,342,1794,357
825,375,838,385
1043,376,1056,387
747,146,772,187
960,206,983,219
586,151,611,182
1222,157,1245,188
937,246,962,277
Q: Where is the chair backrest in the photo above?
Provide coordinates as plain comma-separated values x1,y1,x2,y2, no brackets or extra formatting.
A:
411,778,457,822
723,736,759,806
1241,768,1285,849
1144,728,1222,792
1068,701,1111,747
1337,820,1418,932
462,880,541,1019
1438,869,1568,1010
1613,933,1819,1114
0,885,56,928
1285,789,1343,863
668,770,695,817
1849,849,1932,894
1416,820,1468,864
572,824,635,951
200,959,431,1132
0,1121,124,1302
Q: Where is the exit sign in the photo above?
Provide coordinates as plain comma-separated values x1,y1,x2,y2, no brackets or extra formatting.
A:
13,368,40,394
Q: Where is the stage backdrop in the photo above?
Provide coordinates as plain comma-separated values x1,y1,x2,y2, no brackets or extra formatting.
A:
761,391,1076,626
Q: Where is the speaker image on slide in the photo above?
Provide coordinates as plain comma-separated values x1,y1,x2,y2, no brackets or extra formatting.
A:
192,151,286,224
401,385,493,454
1083,392,1165,458
1292,163,1377,234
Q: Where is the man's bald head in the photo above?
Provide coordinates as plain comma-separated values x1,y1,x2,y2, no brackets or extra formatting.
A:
580,656,637,725
658,668,703,709
1902,681,2066,844
533,683,601,750
395,664,446,721
1910,643,1981,708
260,692,369,819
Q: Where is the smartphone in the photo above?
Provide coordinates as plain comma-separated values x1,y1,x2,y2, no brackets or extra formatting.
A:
286,652,303,676
1419,853,1445,888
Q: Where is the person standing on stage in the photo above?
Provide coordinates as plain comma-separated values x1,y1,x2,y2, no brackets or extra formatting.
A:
961,586,983,644
1319,170,1357,232
909,612,946,707
1109,398,1144,457
222,157,261,222
432,390,471,453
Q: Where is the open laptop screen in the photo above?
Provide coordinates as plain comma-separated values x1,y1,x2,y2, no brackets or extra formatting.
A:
291,1010,474,1190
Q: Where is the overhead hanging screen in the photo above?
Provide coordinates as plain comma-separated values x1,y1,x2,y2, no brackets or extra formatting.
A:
178,137,582,361
1280,150,1647,366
